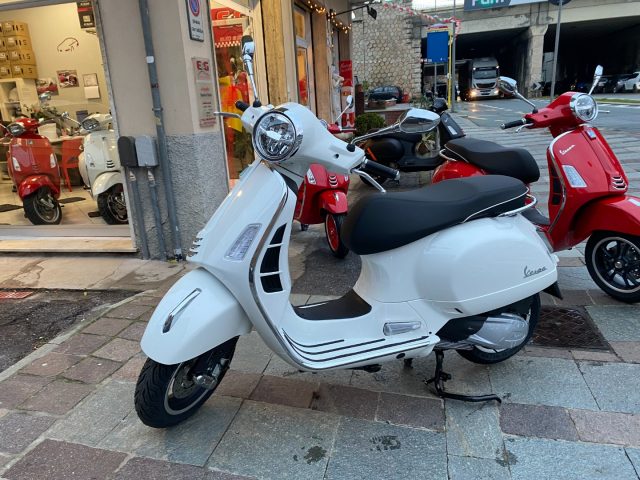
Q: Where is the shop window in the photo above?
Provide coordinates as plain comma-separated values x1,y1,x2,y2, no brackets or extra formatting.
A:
293,7,315,112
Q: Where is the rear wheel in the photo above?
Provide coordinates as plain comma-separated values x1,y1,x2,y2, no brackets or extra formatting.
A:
457,294,540,364
134,337,237,428
97,184,128,224
325,212,349,258
586,232,640,303
23,187,61,225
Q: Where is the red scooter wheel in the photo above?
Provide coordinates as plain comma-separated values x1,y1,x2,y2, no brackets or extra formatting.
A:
23,187,62,225
325,213,349,258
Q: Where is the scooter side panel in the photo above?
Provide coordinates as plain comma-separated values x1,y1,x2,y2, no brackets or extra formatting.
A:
319,189,348,214
18,175,60,198
571,195,640,244
140,268,251,365
91,171,123,197
354,215,557,315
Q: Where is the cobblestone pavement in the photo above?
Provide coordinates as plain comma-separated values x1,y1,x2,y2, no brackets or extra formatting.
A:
0,117,639,479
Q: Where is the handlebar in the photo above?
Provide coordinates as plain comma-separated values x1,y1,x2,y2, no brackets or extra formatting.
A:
235,100,250,112
500,119,527,130
361,159,400,181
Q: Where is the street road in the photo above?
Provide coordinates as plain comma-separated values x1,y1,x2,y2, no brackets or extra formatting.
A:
454,96,640,135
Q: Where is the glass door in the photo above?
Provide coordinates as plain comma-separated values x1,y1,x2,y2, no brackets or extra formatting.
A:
293,6,315,112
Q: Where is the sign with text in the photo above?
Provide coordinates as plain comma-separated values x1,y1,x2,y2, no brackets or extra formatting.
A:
192,57,216,127
425,28,449,63
76,1,95,29
339,60,354,128
186,0,205,41
464,0,544,11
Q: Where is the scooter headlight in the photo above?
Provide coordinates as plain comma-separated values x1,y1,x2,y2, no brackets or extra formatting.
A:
50,153,57,168
81,117,100,131
570,94,598,122
252,111,302,163
8,123,24,136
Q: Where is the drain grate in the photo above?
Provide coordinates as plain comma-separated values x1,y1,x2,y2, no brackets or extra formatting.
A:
0,290,34,300
532,306,609,350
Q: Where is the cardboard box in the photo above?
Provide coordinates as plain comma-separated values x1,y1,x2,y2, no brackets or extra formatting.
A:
8,49,36,65
4,35,32,50
2,21,29,37
10,63,37,79
0,65,11,78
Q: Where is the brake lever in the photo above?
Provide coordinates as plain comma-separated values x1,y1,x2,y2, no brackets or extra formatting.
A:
515,124,527,133
352,168,386,193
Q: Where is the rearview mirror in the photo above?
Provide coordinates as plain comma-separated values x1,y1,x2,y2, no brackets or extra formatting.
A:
588,65,604,95
241,35,255,58
594,65,603,78
499,77,517,95
38,92,51,105
398,108,440,134
346,95,354,109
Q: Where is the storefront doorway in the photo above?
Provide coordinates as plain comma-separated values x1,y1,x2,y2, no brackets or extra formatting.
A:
0,1,133,252
211,0,265,183
293,6,315,112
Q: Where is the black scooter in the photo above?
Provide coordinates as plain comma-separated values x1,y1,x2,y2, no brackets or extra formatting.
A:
354,98,465,185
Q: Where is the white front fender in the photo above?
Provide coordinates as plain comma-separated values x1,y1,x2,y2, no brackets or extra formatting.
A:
141,268,252,365
92,171,123,197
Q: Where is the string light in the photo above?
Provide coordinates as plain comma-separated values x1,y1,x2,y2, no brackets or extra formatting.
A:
303,0,352,34
381,1,461,33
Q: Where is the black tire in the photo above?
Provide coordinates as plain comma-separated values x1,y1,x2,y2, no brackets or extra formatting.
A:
324,212,349,258
134,337,237,428
457,294,540,364
97,184,128,224
23,188,62,225
633,85,638,93
585,232,640,303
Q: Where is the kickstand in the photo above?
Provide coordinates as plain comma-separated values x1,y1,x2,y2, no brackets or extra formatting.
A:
425,350,501,404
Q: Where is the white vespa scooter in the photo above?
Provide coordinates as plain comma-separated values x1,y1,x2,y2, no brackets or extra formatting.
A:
135,37,560,428
77,114,127,224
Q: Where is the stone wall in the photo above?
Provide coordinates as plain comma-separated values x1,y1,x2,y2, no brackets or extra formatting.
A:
352,6,422,99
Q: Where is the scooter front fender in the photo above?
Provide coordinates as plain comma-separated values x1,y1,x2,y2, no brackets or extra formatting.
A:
140,268,252,365
319,189,348,215
18,175,60,199
92,171,123,197
572,195,640,244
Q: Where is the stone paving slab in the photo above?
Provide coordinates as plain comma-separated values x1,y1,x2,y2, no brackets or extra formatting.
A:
586,306,640,341
262,355,353,387
0,412,55,454
310,383,379,421
19,352,82,377
377,392,444,431
93,338,141,362
504,437,639,480
570,409,640,446
46,381,135,446
208,400,339,480
3,439,127,480
447,455,511,480
249,375,318,409
325,416,447,480
488,356,598,409
578,361,640,414
0,375,52,410
626,448,640,475
229,331,273,374
214,370,261,399
112,457,253,480
61,356,122,384
82,317,132,337
103,303,152,320
18,379,94,415
499,403,578,441
100,395,242,466
54,333,110,356
610,342,640,363
117,322,147,342
446,401,504,460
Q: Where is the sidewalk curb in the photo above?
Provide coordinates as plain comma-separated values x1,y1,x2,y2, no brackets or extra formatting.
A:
0,290,152,383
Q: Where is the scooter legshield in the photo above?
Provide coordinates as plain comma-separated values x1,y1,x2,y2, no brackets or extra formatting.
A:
18,175,60,199
140,268,251,365
319,189,348,214
91,171,123,197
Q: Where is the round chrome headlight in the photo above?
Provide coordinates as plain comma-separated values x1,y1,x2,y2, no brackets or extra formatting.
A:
570,94,598,123
82,117,100,131
252,111,301,162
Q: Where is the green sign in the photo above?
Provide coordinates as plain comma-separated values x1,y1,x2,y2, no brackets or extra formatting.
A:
464,0,544,11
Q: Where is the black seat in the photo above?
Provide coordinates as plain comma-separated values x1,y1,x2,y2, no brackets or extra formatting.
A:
444,138,540,184
342,175,527,255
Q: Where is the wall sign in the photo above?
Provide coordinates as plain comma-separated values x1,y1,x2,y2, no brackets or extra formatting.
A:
186,0,205,42
192,57,216,127
77,1,95,29
464,0,545,11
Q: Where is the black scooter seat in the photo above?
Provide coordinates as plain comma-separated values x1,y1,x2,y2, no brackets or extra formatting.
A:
444,138,540,184
342,175,527,255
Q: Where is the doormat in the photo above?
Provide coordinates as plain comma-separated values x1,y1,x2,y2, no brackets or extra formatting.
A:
531,306,610,350
87,211,101,218
0,290,34,300
59,197,86,204
0,204,22,213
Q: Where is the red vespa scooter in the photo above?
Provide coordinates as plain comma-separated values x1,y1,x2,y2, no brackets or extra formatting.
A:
6,117,62,224
433,66,640,302
294,97,355,258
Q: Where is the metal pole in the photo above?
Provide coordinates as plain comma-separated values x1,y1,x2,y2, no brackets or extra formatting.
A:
138,0,184,260
434,63,437,97
549,0,563,99
451,0,457,112
126,169,150,260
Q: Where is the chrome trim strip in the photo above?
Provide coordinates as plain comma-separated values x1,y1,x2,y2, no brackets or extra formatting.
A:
284,332,385,356
547,129,574,234
498,195,538,217
285,337,345,349
438,148,460,163
162,288,201,333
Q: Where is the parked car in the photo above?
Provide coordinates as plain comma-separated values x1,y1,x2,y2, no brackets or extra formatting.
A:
593,75,624,94
367,85,404,102
614,74,634,93
621,72,640,92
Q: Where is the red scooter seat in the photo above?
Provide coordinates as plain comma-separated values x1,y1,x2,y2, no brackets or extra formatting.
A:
342,175,527,255
444,138,540,184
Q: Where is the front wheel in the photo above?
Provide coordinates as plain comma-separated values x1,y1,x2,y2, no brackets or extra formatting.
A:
585,232,640,303
134,337,237,428
457,294,540,364
23,187,62,225
97,184,128,224
325,213,349,258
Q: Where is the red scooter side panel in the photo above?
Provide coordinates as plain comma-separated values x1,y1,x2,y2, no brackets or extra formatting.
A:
294,164,349,225
17,174,61,198
319,189,348,215
432,161,485,183
571,196,640,245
